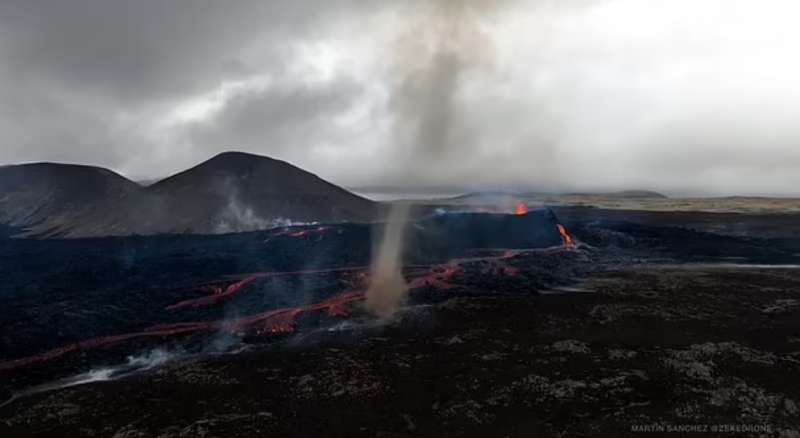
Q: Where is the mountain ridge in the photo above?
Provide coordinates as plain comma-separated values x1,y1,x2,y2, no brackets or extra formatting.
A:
0,152,376,238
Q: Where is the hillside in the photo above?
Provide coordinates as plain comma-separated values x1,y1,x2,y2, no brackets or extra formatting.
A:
0,163,141,236
0,152,376,237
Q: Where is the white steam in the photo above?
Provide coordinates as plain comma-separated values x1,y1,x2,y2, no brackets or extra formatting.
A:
213,187,314,234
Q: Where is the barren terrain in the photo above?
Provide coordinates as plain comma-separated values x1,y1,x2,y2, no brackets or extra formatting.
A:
2,208,800,437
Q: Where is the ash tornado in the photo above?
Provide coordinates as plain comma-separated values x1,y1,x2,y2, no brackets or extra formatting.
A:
366,1,507,316
366,203,411,318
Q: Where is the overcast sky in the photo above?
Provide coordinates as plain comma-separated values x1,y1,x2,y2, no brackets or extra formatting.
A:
1,0,799,196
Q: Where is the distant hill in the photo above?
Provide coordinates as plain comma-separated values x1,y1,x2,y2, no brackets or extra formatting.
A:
0,162,141,237
447,191,519,201
0,152,376,238
447,190,667,203
568,190,668,199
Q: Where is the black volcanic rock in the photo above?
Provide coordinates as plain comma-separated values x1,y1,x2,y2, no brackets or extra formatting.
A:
0,152,376,237
408,210,565,261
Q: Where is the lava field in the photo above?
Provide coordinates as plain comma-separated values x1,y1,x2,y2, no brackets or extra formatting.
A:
2,207,800,437
0,209,583,389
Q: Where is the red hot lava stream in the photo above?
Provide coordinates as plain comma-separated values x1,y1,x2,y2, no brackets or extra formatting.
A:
557,224,578,249
164,266,367,311
515,201,577,249
0,216,580,372
0,290,367,372
0,254,522,372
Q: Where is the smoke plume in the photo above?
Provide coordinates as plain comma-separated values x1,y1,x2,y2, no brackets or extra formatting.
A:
366,1,497,316
215,195,272,233
388,0,501,168
365,203,412,318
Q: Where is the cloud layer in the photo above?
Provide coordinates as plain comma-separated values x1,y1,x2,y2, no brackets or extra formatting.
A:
1,0,799,196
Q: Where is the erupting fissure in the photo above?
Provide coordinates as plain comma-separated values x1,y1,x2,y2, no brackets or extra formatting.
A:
0,249,537,372
165,267,367,311
557,224,577,249
0,210,582,373
0,291,367,372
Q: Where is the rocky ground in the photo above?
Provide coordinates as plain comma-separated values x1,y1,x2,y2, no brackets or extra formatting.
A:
2,263,799,437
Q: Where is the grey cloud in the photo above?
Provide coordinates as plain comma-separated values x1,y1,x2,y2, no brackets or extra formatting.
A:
0,78,136,168
0,0,364,172
0,0,798,196
0,1,358,103
387,0,502,161
181,77,365,162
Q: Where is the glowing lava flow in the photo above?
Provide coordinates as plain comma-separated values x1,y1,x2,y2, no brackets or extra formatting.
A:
286,226,331,239
262,226,334,243
407,264,462,290
0,291,368,372
557,224,577,249
165,276,263,310
0,240,573,373
0,322,214,372
515,203,529,215
165,266,367,311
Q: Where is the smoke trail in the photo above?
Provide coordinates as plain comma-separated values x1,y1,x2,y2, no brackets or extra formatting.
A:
365,203,411,318
389,0,501,161
379,0,564,188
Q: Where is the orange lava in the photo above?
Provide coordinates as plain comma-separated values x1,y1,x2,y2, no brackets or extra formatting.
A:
515,203,529,215
557,224,577,249
286,226,331,239
165,267,366,311
1,250,543,372
407,263,462,290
